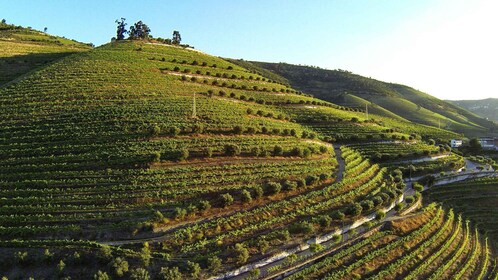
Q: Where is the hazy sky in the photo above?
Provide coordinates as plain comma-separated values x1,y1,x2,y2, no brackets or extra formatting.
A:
2,0,497,100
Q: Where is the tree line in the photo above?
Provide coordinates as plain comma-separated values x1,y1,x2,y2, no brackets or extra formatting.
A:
113,18,182,45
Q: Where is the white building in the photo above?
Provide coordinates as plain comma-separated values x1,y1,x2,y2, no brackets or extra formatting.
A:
479,138,496,150
450,139,463,148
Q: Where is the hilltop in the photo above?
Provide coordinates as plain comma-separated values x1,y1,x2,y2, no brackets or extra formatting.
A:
0,21,92,86
449,98,498,123
228,60,498,137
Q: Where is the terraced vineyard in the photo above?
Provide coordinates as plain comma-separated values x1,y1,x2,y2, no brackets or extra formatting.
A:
427,177,498,249
0,22,91,85
284,205,495,280
1,24,497,279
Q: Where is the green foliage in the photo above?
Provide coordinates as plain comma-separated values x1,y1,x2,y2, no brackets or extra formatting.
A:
220,193,234,207
207,256,222,273
130,268,150,280
93,271,110,280
186,261,201,278
109,257,129,277
241,189,252,203
224,144,241,156
233,243,250,264
158,267,182,280
309,243,323,253
266,182,282,195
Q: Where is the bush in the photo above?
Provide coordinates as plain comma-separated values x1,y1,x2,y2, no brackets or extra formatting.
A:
348,203,363,216
241,189,252,203
233,243,249,264
305,175,319,186
169,126,181,136
405,196,415,204
109,257,129,277
207,256,222,273
186,261,201,278
224,144,241,156
93,271,111,280
309,243,323,253
173,207,187,219
233,125,243,134
130,268,150,280
254,186,264,199
256,238,270,254
292,147,304,157
204,147,213,158
289,221,314,234
220,193,234,207
198,200,211,212
177,149,189,161
331,210,345,220
375,211,386,221
158,267,182,280
318,215,332,228
266,182,282,195
273,145,284,156
412,182,424,192
282,180,298,191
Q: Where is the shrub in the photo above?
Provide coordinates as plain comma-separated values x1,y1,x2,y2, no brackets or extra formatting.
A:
291,147,304,157
158,267,182,280
305,175,319,186
413,182,424,192
220,193,234,207
173,207,187,219
303,148,312,158
204,147,213,158
241,189,252,203
375,211,386,221
331,210,345,220
246,108,253,114
109,257,129,277
207,256,222,273
282,180,297,191
273,145,284,156
318,215,332,228
266,182,282,195
224,144,241,156
256,238,270,254
198,200,211,212
186,261,201,278
130,268,150,280
93,271,110,280
233,243,249,264
233,125,243,134
254,186,264,199
348,203,363,216
177,149,189,161
319,146,328,154
169,126,181,136
309,243,323,253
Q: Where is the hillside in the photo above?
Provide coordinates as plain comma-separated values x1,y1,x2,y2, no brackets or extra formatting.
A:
1,26,497,278
449,98,498,123
0,21,92,86
231,61,497,137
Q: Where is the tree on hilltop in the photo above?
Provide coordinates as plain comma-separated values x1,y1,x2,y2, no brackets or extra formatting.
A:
129,20,151,39
172,30,181,44
115,18,127,40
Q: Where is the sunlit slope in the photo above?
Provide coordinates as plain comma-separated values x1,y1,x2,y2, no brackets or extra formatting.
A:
285,205,495,280
0,22,92,86
242,61,496,136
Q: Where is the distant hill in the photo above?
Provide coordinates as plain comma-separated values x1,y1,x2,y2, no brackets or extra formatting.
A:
0,21,92,86
448,98,498,123
228,61,497,137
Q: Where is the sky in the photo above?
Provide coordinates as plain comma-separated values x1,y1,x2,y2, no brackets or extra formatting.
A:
2,0,497,101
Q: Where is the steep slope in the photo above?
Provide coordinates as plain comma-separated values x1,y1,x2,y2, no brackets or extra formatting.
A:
237,61,496,136
449,98,498,123
0,22,92,86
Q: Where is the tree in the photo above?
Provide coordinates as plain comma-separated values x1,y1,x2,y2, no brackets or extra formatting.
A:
140,242,151,267
172,30,181,44
129,21,151,39
220,193,234,207
109,257,129,277
93,270,110,280
43,27,48,33
241,189,252,203
130,268,150,280
115,18,127,40
233,243,249,264
207,256,222,273
1,19,6,24
186,261,201,278
256,238,269,255
159,267,182,280
224,144,241,156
